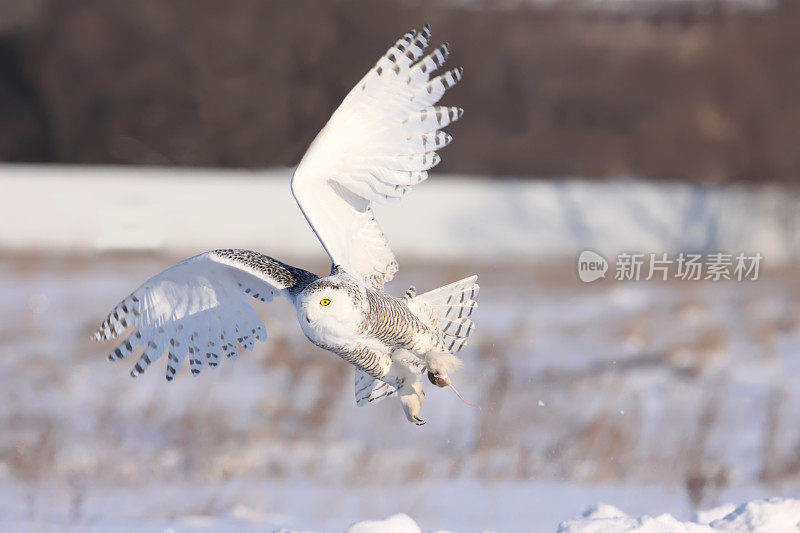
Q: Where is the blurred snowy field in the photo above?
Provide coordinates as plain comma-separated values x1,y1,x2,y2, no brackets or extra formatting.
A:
1,254,799,531
1,166,799,531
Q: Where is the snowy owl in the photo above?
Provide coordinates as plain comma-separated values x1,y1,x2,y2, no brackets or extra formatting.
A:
92,25,479,425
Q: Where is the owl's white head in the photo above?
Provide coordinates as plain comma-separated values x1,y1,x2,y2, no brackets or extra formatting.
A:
296,277,366,340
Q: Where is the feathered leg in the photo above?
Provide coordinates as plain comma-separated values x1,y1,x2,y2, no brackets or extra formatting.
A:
399,381,425,426
385,358,426,425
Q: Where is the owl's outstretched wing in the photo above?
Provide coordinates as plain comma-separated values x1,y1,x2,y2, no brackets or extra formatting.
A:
291,25,463,290
92,249,317,380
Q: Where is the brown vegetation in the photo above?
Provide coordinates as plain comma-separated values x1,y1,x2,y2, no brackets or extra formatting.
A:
0,0,798,181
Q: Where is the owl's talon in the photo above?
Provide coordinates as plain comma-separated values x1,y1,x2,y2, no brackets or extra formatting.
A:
399,380,425,425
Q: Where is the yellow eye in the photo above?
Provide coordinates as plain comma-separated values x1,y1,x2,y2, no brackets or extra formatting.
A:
320,298,331,306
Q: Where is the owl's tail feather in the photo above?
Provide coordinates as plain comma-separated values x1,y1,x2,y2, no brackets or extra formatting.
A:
407,275,479,354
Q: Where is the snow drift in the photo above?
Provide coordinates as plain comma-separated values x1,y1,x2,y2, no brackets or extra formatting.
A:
340,499,800,533
2,165,799,264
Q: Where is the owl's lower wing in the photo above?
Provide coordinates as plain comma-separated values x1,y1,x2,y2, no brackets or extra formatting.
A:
354,369,396,406
92,249,317,380
291,25,462,290
354,352,426,406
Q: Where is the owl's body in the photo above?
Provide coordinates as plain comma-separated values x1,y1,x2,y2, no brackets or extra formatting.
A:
298,268,473,423
92,26,478,424
299,274,436,374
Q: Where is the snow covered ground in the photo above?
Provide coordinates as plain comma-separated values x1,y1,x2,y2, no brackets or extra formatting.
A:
1,166,799,530
2,165,799,263
347,499,800,532
559,498,800,532
2,254,798,530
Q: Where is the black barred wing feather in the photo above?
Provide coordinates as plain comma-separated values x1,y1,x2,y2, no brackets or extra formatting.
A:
408,276,479,353
354,368,396,406
291,25,463,290
92,249,317,380
354,350,426,406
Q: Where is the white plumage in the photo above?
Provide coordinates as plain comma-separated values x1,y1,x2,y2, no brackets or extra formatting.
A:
291,28,462,290
93,26,479,425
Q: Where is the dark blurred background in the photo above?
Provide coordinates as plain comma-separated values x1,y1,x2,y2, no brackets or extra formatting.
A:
1,0,798,182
